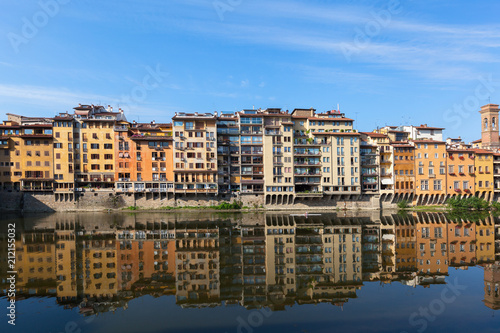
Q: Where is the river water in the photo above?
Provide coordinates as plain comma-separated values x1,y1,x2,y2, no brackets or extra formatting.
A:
1,211,500,333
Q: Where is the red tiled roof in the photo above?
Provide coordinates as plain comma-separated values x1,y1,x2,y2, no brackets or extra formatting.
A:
447,149,474,153
314,132,360,136
472,149,493,154
360,132,387,138
412,139,445,144
416,125,444,130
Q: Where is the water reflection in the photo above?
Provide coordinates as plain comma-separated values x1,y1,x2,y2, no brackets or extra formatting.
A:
1,212,499,316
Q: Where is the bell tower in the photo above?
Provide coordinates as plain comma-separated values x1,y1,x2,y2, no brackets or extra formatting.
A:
480,104,500,149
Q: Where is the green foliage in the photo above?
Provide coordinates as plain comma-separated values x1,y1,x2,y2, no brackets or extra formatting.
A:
397,199,409,209
126,206,138,210
446,209,490,222
213,201,242,210
446,196,490,211
491,201,500,211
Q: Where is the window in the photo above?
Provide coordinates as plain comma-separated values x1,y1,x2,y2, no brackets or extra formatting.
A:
433,180,441,190
421,180,428,190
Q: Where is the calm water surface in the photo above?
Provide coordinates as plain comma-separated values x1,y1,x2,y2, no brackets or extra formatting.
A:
1,211,500,333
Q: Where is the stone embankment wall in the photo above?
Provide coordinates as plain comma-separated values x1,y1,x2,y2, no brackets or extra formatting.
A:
0,191,384,212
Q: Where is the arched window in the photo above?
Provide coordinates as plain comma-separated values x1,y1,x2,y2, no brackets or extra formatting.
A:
484,118,488,130
493,117,496,129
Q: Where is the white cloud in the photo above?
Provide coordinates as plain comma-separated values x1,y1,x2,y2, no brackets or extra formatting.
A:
241,79,250,88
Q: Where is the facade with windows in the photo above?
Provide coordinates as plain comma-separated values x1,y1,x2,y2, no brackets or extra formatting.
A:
392,143,415,196
172,113,218,194
446,149,475,195
414,140,447,199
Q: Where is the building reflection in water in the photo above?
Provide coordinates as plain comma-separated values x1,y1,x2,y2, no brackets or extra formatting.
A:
0,212,499,315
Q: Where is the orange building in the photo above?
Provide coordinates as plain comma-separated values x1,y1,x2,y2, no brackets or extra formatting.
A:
113,121,174,194
395,220,417,272
116,231,176,291
447,221,476,267
114,120,135,188
447,149,475,195
415,220,448,275
413,140,447,203
392,143,415,197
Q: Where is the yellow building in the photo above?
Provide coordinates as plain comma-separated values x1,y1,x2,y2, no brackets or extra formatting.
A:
1,114,55,192
447,149,475,195
16,232,57,296
473,149,494,199
82,236,118,299
55,228,79,303
0,120,22,191
53,115,75,199
73,105,125,192
476,219,495,264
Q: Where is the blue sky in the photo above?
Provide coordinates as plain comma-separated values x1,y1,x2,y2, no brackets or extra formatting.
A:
1,0,500,142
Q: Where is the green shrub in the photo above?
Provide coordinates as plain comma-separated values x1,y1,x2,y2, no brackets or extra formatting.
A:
447,196,489,210
212,201,242,210
491,201,500,211
397,199,409,209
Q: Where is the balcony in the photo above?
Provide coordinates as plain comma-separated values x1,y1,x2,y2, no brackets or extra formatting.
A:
294,140,321,146
293,151,321,156
265,130,282,136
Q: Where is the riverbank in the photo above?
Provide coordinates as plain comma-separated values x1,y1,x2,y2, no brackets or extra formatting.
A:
2,191,498,213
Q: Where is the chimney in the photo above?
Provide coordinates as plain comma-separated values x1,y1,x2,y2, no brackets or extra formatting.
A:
151,120,155,125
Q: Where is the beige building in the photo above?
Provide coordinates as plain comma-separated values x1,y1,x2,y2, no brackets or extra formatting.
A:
362,132,394,197
172,113,218,194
